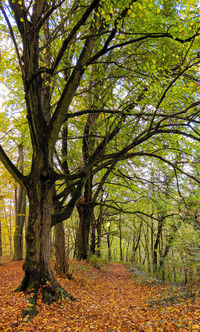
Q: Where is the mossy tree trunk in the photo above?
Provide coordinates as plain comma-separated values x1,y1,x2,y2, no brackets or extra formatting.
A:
17,167,61,301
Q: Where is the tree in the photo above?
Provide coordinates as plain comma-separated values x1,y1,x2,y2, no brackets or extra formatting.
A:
0,0,105,304
0,0,147,304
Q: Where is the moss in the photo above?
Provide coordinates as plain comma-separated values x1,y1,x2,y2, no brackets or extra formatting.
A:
21,296,38,321
88,254,107,269
57,286,76,301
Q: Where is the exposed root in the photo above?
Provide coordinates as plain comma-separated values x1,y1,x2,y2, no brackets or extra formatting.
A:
16,276,76,321
21,294,37,321
41,284,76,304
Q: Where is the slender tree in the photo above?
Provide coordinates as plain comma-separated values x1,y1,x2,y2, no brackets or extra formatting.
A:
13,144,26,260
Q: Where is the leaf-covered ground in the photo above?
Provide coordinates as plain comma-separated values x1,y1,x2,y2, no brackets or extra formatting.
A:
0,258,200,331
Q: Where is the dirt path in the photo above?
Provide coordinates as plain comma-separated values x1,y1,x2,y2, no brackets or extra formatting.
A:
0,260,200,331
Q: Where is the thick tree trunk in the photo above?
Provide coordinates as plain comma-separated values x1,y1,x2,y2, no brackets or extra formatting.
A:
76,200,91,260
18,179,55,291
54,221,69,277
17,175,74,309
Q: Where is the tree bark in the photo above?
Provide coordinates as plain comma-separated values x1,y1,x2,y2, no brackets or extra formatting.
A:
159,223,178,280
119,221,123,261
13,143,26,260
90,210,96,255
131,221,142,263
0,217,2,257
54,221,69,277
76,198,91,260
107,223,112,261
96,203,103,257
126,235,131,262
13,187,26,260
17,172,74,307
18,177,54,289
153,215,164,274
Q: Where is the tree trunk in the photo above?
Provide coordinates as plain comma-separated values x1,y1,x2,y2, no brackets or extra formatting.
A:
131,221,142,263
17,175,74,308
96,221,102,257
159,223,179,280
13,186,26,260
126,235,131,262
153,216,164,274
107,223,112,261
54,221,69,277
138,244,142,265
96,203,103,257
76,199,91,260
90,210,96,255
144,225,151,272
0,217,2,257
13,139,26,260
151,220,154,271
119,222,123,261
18,179,55,289
0,197,2,256
53,196,69,277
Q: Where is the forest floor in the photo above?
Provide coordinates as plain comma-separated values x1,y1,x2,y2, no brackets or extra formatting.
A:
0,258,200,331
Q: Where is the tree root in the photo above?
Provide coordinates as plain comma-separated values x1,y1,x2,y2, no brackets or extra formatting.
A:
21,294,37,321
17,282,76,321
42,284,76,304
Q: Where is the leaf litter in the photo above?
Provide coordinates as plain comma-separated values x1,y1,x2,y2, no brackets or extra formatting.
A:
0,259,200,331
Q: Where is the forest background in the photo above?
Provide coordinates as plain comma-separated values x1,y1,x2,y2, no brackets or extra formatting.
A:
0,0,200,319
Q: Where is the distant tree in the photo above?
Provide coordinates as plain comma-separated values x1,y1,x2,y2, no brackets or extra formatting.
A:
13,144,26,261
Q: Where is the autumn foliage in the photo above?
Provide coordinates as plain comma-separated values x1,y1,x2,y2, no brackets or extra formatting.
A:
0,258,200,331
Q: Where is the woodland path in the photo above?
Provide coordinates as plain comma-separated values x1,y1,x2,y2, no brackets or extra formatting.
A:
0,259,200,331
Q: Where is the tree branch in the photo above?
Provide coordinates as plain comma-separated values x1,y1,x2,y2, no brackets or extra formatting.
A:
51,179,85,226
0,3,24,77
0,145,27,191
50,0,100,73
